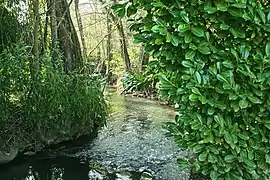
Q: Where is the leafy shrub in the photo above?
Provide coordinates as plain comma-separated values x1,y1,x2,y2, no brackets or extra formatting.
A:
0,43,107,149
113,0,270,179
120,61,161,95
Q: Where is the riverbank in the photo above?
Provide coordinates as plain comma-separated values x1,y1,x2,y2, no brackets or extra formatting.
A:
0,76,108,164
0,89,190,180
0,114,104,164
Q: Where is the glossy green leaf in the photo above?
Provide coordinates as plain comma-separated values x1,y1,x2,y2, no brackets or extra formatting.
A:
224,131,233,145
225,155,237,163
192,87,201,95
192,27,204,37
266,154,270,164
231,49,239,59
217,74,228,83
185,50,196,59
257,8,266,24
239,99,248,109
266,42,270,57
214,114,224,128
208,153,218,163
193,144,205,153
177,158,190,170
204,1,217,14
238,133,249,140
171,35,180,46
198,46,211,55
151,25,161,33
247,96,262,104
207,107,215,115
180,11,189,24
195,72,202,84
199,151,208,161
231,3,246,9
151,1,164,7
184,33,192,43
220,23,230,30
229,28,245,38
210,170,219,180
155,38,163,45
215,1,227,11
189,94,198,101
243,158,256,168
178,23,190,33
228,7,243,17
182,60,193,68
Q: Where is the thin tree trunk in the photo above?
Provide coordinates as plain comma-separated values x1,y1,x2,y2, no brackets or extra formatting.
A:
75,0,87,61
50,0,58,44
106,14,112,76
48,0,59,67
118,20,131,72
41,3,49,54
32,0,40,78
139,44,149,71
98,0,131,72
32,0,39,59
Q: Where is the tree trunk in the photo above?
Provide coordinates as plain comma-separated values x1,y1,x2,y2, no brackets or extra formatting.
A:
32,0,39,59
106,14,112,76
50,0,58,45
41,2,49,55
47,0,59,67
75,0,87,61
55,0,83,71
117,20,131,72
32,0,40,77
98,0,131,72
139,44,149,71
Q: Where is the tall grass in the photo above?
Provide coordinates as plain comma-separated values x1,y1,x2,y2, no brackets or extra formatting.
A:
0,43,107,151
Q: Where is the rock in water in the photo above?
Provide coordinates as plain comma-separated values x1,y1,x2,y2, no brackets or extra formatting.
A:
116,172,133,180
140,171,154,180
88,169,106,180
0,148,18,164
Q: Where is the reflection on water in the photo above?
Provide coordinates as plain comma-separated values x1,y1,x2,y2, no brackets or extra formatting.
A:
26,166,64,180
0,88,189,180
0,156,90,180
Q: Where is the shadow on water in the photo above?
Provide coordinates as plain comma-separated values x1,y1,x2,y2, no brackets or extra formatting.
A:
0,88,189,180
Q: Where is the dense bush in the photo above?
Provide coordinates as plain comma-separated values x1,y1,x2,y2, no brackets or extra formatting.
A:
113,0,270,179
120,60,161,95
0,43,107,150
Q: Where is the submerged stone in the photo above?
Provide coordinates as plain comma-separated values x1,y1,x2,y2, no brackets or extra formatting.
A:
115,172,133,180
88,169,106,180
140,171,153,180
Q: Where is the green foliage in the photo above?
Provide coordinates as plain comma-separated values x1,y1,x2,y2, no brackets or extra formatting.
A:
0,43,107,149
120,60,161,95
114,0,270,179
0,2,22,53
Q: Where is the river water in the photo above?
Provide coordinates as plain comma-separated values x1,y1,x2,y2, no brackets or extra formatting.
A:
0,88,189,180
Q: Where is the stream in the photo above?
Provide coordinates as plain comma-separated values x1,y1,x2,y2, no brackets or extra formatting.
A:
0,88,190,180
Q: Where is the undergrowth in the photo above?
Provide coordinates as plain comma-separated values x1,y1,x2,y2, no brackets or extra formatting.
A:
0,43,108,151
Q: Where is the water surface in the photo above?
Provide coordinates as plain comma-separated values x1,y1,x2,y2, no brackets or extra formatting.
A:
0,88,189,180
